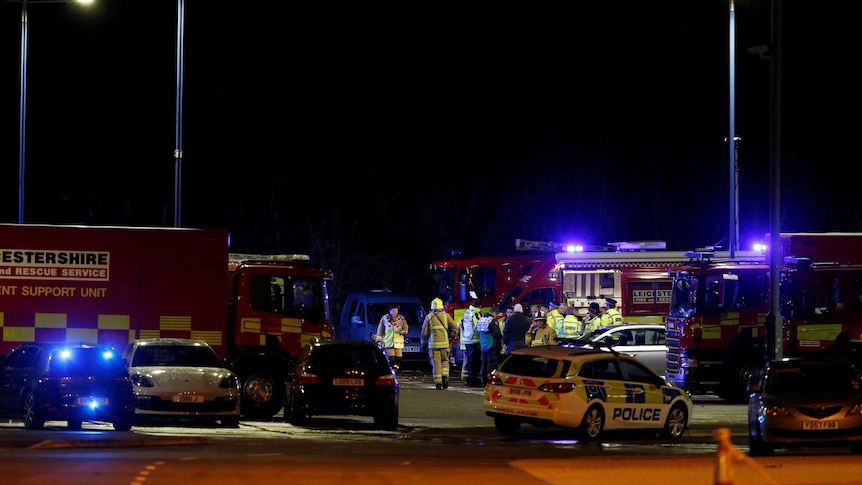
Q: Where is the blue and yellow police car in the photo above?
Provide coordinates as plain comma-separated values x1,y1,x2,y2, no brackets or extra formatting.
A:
483,345,692,439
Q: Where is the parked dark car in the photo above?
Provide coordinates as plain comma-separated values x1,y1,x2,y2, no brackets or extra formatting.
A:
0,342,136,431
748,356,862,456
284,339,399,430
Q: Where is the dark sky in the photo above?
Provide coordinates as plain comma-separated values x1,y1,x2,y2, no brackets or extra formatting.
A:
0,1,856,257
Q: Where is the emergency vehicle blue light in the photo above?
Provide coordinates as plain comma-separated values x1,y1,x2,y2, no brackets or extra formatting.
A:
565,244,584,253
752,242,768,252
101,349,116,361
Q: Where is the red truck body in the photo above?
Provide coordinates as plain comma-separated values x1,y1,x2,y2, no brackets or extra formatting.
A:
0,224,333,418
665,233,862,403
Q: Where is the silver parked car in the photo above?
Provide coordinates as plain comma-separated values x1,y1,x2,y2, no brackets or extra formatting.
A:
565,324,667,376
748,356,862,456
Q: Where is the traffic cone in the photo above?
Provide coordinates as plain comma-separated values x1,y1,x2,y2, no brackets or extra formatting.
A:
714,427,734,485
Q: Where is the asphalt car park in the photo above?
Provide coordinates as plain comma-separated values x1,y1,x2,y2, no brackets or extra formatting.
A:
0,342,136,431
483,345,692,439
747,356,862,456
284,339,400,430
123,338,241,427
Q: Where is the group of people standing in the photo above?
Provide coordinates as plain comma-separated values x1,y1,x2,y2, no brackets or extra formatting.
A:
416,296,626,390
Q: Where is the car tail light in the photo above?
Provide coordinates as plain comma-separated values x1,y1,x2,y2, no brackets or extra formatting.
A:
297,373,321,385
538,382,576,393
375,374,397,387
486,372,502,386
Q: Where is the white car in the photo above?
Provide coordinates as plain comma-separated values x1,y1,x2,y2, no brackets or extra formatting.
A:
123,338,241,427
484,345,691,439
568,323,667,376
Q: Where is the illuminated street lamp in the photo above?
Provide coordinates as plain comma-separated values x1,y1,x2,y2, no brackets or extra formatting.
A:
8,0,93,224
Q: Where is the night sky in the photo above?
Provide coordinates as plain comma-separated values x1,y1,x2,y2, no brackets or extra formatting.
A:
0,1,856,271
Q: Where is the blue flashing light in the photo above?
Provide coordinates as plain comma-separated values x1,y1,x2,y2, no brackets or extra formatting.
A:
565,244,584,253
752,242,768,252
102,349,116,361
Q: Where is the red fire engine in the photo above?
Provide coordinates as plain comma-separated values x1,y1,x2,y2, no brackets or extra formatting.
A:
0,224,334,418
665,232,862,403
428,240,560,321
496,241,692,322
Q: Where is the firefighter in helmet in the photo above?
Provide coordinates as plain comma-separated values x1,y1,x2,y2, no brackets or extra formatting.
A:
421,298,457,389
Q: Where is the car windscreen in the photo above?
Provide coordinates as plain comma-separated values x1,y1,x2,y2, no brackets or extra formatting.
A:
131,345,224,367
767,364,862,394
499,354,564,378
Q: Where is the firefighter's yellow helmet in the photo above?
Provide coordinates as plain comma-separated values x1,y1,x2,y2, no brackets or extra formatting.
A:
430,298,444,310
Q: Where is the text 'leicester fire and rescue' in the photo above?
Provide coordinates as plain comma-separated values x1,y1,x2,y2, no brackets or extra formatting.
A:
0,249,110,297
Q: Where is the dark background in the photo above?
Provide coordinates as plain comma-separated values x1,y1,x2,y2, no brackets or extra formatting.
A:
0,1,856,307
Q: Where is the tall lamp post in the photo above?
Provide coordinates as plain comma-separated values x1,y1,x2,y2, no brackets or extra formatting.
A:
728,0,738,257
173,0,185,227
9,0,93,224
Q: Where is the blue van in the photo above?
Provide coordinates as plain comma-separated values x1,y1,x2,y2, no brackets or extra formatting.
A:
338,290,428,367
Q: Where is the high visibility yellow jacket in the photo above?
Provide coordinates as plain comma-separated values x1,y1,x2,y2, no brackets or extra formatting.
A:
376,314,407,349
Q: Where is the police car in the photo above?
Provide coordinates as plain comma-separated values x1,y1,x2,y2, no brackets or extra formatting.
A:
483,345,692,439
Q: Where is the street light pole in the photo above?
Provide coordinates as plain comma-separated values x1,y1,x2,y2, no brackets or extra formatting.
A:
17,0,29,224
173,0,185,228
11,0,93,224
728,0,738,257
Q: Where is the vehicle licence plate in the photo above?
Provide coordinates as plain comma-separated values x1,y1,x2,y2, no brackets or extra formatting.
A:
404,344,421,353
333,378,364,386
76,397,109,406
173,394,204,403
507,388,533,397
803,421,838,430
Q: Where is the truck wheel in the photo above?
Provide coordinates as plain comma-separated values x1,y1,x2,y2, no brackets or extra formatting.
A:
240,372,285,419
718,356,762,403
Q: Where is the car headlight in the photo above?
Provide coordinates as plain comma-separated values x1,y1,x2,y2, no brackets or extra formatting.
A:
130,374,155,388
220,374,240,389
762,401,790,417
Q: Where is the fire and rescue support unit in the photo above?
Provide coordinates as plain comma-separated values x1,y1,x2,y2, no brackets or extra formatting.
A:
665,233,862,403
0,224,334,419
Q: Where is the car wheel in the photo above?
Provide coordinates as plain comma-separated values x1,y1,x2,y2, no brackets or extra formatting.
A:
67,418,83,430
660,404,688,439
748,428,774,456
240,372,285,419
113,417,134,432
22,391,45,430
220,416,240,428
286,395,308,425
578,405,605,440
493,415,521,435
373,409,399,430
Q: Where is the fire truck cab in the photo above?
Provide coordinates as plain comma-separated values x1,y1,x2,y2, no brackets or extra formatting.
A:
665,234,862,403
